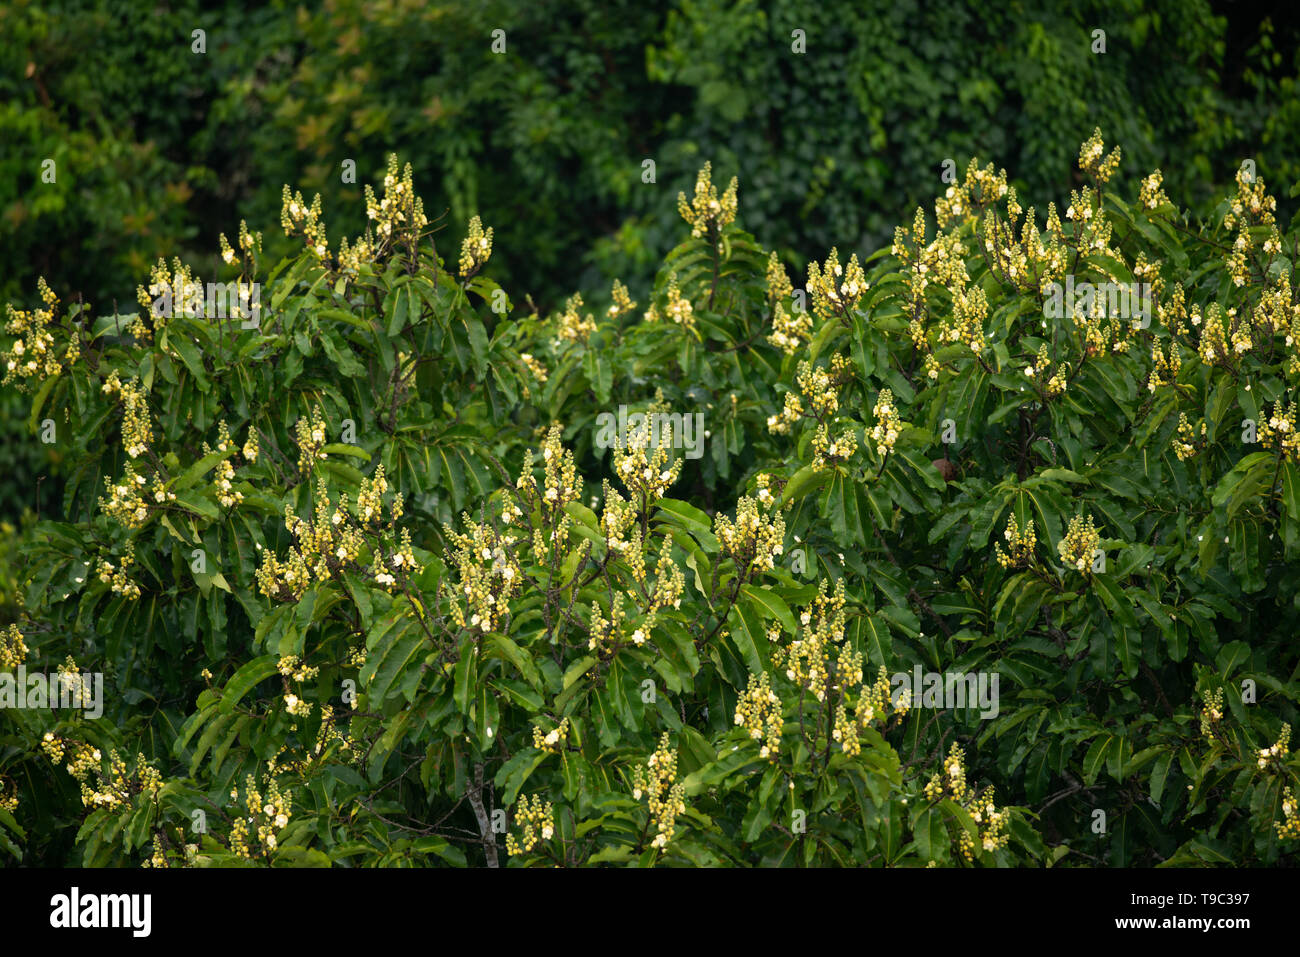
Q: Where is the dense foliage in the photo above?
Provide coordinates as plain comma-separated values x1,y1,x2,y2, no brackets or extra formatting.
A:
5,0,1299,541
2,131,1300,866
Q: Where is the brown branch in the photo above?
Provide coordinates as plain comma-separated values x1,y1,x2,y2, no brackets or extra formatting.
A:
465,762,500,868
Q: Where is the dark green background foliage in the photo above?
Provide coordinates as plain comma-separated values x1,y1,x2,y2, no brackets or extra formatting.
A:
4,0,1299,315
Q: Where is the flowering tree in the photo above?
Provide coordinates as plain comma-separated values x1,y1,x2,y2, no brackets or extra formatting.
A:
0,137,1298,866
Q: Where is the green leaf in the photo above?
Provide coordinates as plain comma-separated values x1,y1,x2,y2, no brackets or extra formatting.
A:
895,447,946,491
169,332,211,391
725,602,768,675
1215,640,1250,677
173,450,230,492
781,465,830,506
1149,751,1173,806
387,284,412,336
563,656,597,691
858,614,893,669
218,655,280,714
1282,461,1300,521
321,443,371,460
1083,735,1113,785
454,636,477,714
496,751,548,807
488,634,543,692
740,584,796,633
367,624,426,703
655,498,719,551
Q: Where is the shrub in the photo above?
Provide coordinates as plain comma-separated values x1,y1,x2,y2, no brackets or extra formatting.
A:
1,135,1299,866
